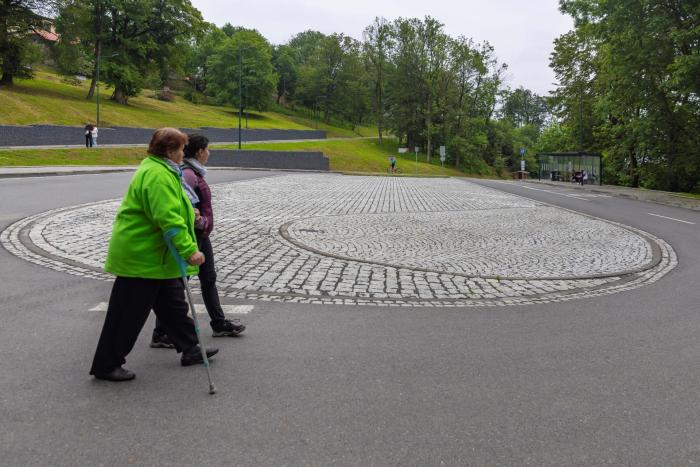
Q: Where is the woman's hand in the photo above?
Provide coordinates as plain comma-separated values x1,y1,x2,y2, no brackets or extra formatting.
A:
193,208,202,223
187,251,205,266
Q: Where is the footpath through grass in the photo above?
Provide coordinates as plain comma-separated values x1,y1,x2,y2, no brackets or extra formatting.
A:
0,69,365,137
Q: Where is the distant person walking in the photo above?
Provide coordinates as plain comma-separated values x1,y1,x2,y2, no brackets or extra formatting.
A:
91,125,99,147
581,169,588,186
84,124,94,147
89,127,217,382
389,156,397,174
151,134,245,349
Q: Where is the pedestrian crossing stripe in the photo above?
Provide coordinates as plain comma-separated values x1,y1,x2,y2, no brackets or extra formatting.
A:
88,302,253,314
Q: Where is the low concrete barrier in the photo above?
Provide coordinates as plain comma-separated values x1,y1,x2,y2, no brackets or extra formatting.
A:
208,150,329,171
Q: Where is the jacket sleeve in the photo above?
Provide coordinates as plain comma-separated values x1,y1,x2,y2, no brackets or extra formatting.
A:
182,168,211,232
142,171,198,260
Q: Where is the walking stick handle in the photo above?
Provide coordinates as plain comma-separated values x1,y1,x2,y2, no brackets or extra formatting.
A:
164,228,205,275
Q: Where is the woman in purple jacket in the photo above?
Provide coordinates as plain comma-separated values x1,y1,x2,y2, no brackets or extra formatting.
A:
151,134,245,348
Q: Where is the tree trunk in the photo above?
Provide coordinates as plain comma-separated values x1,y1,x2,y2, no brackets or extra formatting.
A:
86,39,101,100
0,7,11,86
0,71,12,86
86,0,103,100
628,151,639,188
112,86,128,104
426,97,432,162
376,66,383,144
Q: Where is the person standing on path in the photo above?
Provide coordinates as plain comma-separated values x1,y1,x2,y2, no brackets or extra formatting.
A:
151,134,245,349
84,123,94,147
91,125,99,147
389,156,397,174
90,128,218,382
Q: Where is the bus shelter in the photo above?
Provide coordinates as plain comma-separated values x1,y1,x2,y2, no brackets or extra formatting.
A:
537,152,602,186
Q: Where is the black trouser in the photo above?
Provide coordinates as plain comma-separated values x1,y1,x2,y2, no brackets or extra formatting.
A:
85,134,93,147
90,277,198,374
153,234,225,338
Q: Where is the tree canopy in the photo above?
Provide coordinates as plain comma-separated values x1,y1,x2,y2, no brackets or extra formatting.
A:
26,4,699,188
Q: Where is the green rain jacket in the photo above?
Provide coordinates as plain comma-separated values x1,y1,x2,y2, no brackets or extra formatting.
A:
104,155,199,278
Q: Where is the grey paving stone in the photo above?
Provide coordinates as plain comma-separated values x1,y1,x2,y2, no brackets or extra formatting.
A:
0,174,677,307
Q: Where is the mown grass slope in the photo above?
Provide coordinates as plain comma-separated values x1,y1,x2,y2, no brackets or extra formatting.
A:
227,139,466,176
0,70,369,137
0,138,470,177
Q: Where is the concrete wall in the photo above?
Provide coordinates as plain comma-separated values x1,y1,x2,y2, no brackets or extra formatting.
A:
0,125,326,147
208,150,329,171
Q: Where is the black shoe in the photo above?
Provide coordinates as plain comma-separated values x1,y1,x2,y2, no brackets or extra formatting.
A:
150,333,175,349
181,346,219,367
93,366,136,382
212,319,246,337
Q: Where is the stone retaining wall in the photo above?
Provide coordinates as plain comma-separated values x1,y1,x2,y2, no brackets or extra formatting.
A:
0,125,325,147
208,150,329,171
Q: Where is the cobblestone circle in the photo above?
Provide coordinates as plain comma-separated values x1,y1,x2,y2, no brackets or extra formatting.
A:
1,174,677,307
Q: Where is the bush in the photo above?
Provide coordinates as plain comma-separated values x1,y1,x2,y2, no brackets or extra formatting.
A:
184,88,206,104
154,87,175,102
60,75,85,87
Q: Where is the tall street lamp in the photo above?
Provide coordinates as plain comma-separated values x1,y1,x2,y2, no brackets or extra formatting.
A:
237,45,252,149
96,51,118,127
314,95,326,129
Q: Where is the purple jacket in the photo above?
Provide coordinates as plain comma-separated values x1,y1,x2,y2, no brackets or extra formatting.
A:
182,162,214,238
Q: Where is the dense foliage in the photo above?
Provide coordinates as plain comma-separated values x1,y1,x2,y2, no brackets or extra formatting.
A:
9,1,700,188
550,0,700,192
0,0,58,84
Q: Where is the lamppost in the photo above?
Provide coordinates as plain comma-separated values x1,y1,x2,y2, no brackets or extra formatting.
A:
95,52,118,128
238,47,243,149
237,45,252,149
314,95,326,129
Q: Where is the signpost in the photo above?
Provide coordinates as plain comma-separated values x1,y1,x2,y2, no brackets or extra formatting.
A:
439,145,446,168
520,147,526,172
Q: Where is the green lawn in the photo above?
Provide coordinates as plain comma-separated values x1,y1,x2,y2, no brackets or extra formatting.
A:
268,104,376,138
232,138,466,176
0,147,146,166
0,70,365,136
0,139,468,177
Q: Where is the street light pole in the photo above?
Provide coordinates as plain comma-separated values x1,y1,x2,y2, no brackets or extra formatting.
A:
314,95,326,129
95,51,118,128
238,47,243,150
96,50,101,127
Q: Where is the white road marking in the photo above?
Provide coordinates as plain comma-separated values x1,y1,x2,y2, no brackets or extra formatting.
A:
89,302,253,314
514,184,590,201
648,213,696,225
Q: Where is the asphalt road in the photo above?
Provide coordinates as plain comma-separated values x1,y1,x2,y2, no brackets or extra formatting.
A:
1,173,699,466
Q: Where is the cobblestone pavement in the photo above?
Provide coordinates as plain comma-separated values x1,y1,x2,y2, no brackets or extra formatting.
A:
1,174,677,307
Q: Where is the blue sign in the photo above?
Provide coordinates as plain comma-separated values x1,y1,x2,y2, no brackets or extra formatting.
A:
519,147,526,156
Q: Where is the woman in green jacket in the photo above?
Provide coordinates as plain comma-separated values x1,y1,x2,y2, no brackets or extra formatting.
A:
90,128,218,382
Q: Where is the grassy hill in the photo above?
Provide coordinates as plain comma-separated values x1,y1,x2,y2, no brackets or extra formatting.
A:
0,69,485,176
237,139,466,176
0,69,372,137
0,138,472,177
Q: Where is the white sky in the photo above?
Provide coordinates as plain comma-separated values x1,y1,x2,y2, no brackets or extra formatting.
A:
190,0,573,96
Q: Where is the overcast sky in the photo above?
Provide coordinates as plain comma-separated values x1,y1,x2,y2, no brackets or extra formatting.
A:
190,0,573,96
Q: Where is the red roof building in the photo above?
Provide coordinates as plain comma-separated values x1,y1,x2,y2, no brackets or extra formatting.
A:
34,29,59,43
